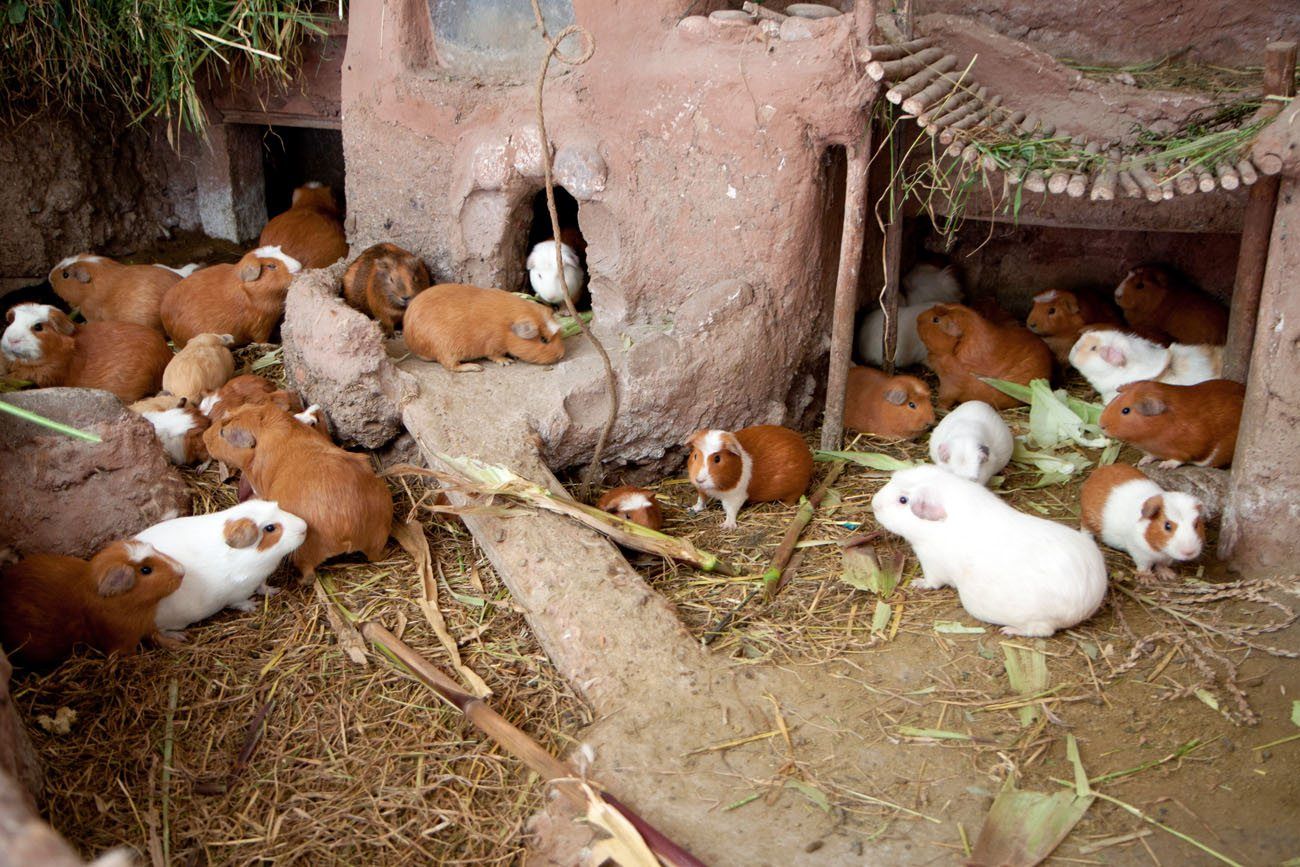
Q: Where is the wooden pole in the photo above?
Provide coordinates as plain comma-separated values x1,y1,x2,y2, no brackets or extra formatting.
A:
1224,41,1296,383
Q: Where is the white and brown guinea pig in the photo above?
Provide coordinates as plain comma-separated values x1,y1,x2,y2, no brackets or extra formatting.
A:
686,425,814,528
48,253,198,332
199,373,304,424
403,283,565,372
162,332,235,403
139,402,211,465
596,486,664,531
1099,379,1244,469
1080,463,1205,573
1,303,172,403
259,182,349,269
1025,288,1123,363
160,246,302,348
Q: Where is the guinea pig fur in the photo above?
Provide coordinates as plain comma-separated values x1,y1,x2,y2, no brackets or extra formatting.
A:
0,540,185,668
843,365,935,439
1068,329,1223,404
342,243,432,334
857,303,934,369
1026,289,1123,363
141,404,211,465
872,464,1107,636
1099,379,1244,469
160,247,301,348
526,240,585,306
1080,463,1205,572
902,263,963,306
596,486,664,531
203,401,393,582
200,374,304,424
162,332,236,403
1114,265,1229,345
403,283,566,372
258,182,349,270
48,253,196,332
1,303,172,403
137,500,308,635
686,425,814,529
916,303,1053,410
929,400,1014,485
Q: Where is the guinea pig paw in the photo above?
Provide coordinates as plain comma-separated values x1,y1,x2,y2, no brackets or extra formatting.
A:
228,598,260,613
489,355,515,366
1136,454,1158,466
1157,459,1184,469
450,362,484,373
256,582,282,597
1152,564,1178,581
720,517,738,530
154,630,188,648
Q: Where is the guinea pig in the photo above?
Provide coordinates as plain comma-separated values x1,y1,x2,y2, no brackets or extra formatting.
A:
130,394,189,414
48,254,197,332
929,400,1014,485
0,540,185,668
403,283,566,372
342,243,431,334
525,239,585,306
857,303,935,369
843,365,935,439
917,303,1053,410
258,182,349,269
1114,266,1229,345
1068,329,1223,404
1025,289,1123,363
686,425,814,529
136,500,308,636
139,403,211,465
162,332,236,403
199,374,304,424
204,401,393,582
1099,379,1244,469
1,303,172,403
872,464,1107,636
1080,463,1205,573
596,486,664,531
902,263,963,306
160,246,301,348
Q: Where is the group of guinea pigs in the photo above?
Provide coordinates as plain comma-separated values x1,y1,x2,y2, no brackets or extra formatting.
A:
0,176,1239,668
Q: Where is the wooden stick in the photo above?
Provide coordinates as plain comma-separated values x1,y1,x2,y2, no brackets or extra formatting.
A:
961,142,981,163
927,86,985,128
361,622,707,867
1024,169,1047,193
1118,169,1142,198
902,69,963,115
1066,140,1101,197
1215,162,1241,190
1090,154,1118,201
1196,167,1217,192
1127,161,1164,202
1153,153,1175,199
917,89,973,128
939,94,1001,143
1173,161,1199,196
861,37,934,62
881,218,904,373
888,55,957,104
1236,159,1258,186
867,46,945,82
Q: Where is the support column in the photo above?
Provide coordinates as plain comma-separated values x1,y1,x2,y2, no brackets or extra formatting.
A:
194,119,266,243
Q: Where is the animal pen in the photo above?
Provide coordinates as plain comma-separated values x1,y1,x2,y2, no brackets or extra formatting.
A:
1,1,1299,865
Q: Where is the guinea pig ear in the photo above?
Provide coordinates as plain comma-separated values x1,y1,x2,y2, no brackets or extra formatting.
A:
98,564,137,597
1140,495,1163,521
684,429,708,448
978,444,991,462
70,264,92,283
239,261,262,282
883,387,906,406
4,308,14,325
1062,294,1080,315
938,314,961,338
1099,345,1127,366
1136,396,1168,417
47,309,76,335
223,517,260,549
909,489,947,522
937,442,951,461
511,319,540,340
220,424,257,449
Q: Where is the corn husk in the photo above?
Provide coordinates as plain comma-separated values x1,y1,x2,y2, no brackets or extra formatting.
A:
983,377,1107,448
1002,640,1050,726
840,544,905,598
815,449,914,471
1011,440,1093,488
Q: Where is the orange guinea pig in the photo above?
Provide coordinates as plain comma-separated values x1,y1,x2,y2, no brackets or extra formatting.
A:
259,182,349,270
1114,266,1229,345
917,303,1053,410
1099,379,1245,469
1026,289,1124,363
48,253,195,332
596,486,664,531
1,303,172,403
199,374,304,424
0,540,185,669
403,283,566,372
686,425,813,528
843,365,935,439
342,243,431,334
160,247,301,348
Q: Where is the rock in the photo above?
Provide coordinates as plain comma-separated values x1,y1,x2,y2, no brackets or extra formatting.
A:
786,3,842,17
281,264,410,449
0,650,41,807
0,388,189,559
1142,465,1229,519
709,9,754,25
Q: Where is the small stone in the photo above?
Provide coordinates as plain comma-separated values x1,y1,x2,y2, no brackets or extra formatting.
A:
471,139,512,191
677,15,710,37
511,125,550,179
709,9,754,26
554,145,608,199
780,17,817,41
786,3,842,18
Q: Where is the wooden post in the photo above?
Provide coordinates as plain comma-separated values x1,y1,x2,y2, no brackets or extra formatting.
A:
1223,41,1296,383
821,132,872,451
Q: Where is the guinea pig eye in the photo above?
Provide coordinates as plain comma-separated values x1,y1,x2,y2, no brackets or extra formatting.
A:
263,524,277,533
711,454,721,464
32,323,42,332
931,316,939,323
266,263,278,270
907,401,916,409
1047,307,1056,315
540,334,550,344
140,565,153,575
898,495,908,505
61,270,69,279
1164,521,1173,532
1121,407,1131,415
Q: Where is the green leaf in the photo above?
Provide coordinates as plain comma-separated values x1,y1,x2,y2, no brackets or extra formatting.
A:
840,545,901,598
934,620,986,634
785,779,832,813
815,449,914,471
1194,689,1220,711
1292,700,1299,728
981,378,1033,404
897,726,972,741
8,1,27,24
871,600,892,635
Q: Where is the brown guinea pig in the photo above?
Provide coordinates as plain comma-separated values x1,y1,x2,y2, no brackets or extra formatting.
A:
1,303,172,403
1026,289,1124,363
843,365,935,439
0,540,184,668
1114,266,1228,345
160,247,301,348
917,303,1053,410
162,332,236,403
597,486,664,531
1099,379,1244,468
199,374,304,424
403,283,566,372
48,254,195,333
204,401,393,582
342,243,431,334
686,425,813,529
258,183,349,270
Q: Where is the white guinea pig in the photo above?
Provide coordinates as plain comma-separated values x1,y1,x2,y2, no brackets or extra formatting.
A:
857,303,933,368
1080,463,1205,572
1068,329,1223,404
902,263,963,306
136,500,308,635
929,400,1013,485
526,240,584,306
873,464,1107,636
